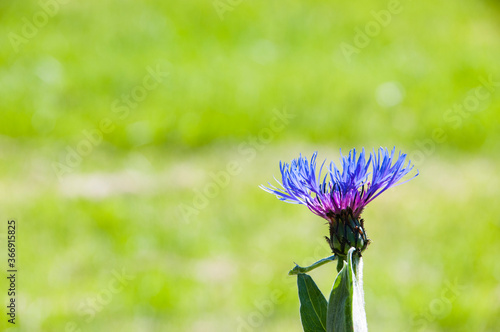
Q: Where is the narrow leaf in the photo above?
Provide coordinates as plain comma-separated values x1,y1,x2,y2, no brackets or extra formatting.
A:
326,248,367,332
326,255,353,332
289,254,336,275
351,254,367,332
297,273,328,332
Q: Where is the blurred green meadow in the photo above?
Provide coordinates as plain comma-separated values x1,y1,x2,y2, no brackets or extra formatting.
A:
1,0,500,331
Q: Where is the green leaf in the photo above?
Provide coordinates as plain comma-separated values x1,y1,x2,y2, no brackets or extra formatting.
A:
326,248,367,332
289,255,336,275
351,254,367,332
326,258,353,332
297,273,328,332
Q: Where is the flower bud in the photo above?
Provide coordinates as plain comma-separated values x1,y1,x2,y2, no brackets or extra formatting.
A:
325,208,369,258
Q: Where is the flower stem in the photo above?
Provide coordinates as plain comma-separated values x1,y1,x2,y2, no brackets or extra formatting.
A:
288,254,336,275
336,257,345,273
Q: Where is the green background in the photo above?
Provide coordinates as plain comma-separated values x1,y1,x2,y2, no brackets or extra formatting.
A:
1,0,500,331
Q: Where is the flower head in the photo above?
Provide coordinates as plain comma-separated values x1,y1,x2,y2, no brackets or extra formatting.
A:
261,147,417,256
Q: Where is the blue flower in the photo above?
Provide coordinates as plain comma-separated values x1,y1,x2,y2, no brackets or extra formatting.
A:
262,147,417,255
261,147,418,221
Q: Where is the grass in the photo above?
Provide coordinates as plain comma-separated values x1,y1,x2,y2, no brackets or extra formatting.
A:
1,0,500,331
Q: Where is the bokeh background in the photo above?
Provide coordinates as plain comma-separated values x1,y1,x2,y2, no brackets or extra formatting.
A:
1,0,500,331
